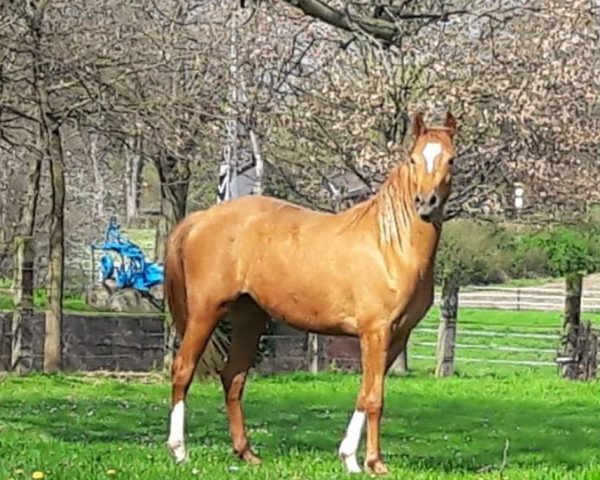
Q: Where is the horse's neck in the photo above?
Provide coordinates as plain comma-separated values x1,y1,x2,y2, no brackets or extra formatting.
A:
375,165,442,266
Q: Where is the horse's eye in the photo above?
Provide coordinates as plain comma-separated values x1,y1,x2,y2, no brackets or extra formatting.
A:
448,157,455,166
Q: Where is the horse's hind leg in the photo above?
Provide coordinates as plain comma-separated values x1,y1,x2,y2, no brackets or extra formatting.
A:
220,296,268,464
167,303,222,463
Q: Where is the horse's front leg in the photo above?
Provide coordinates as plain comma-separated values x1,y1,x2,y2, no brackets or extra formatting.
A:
338,328,390,475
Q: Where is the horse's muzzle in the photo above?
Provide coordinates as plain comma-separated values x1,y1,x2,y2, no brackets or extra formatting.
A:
415,191,439,222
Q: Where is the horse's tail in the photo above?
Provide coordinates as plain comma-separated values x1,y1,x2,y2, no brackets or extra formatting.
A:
164,217,193,337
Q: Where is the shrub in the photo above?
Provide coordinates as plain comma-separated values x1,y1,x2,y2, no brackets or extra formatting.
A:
437,220,600,286
513,226,600,277
436,219,507,285
511,237,550,279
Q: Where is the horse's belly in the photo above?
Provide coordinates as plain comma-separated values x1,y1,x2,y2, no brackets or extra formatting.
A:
248,283,359,336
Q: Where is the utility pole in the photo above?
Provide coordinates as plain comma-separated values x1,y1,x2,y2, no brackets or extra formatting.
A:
218,12,263,203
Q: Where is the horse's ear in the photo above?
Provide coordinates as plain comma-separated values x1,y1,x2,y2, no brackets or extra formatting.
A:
444,111,457,138
412,111,426,137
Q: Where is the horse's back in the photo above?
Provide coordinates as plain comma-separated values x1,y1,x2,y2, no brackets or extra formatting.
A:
189,195,330,241
177,195,324,296
210,195,327,222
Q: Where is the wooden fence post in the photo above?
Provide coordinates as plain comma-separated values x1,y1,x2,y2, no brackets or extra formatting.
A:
307,333,319,373
11,236,35,374
579,322,598,380
435,276,459,378
561,273,583,379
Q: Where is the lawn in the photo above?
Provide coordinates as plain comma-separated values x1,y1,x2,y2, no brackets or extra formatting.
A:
2,372,600,479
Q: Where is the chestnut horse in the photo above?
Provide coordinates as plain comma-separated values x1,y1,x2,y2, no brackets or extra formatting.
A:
164,111,457,475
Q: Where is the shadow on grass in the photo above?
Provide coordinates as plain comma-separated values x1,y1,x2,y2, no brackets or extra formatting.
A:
2,376,600,473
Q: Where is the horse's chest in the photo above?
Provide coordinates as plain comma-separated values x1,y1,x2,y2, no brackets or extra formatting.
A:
407,281,434,314
392,275,434,332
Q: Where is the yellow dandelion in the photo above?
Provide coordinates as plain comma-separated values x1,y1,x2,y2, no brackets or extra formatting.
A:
31,472,45,480
106,469,117,476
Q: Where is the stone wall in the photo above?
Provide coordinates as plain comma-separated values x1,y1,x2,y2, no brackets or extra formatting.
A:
322,336,361,371
257,322,308,373
0,312,362,374
62,313,164,371
0,311,164,372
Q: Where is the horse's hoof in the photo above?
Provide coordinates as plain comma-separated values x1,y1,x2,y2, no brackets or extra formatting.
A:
167,440,187,463
240,449,262,465
365,459,389,476
339,452,362,474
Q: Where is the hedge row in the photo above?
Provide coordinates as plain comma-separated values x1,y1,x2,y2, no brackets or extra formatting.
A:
436,219,600,285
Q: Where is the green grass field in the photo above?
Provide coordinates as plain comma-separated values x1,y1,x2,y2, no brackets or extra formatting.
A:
2,372,600,480
2,268,599,478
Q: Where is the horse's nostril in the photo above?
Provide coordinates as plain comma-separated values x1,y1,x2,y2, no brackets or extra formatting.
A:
429,193,438,207
415,195,423,207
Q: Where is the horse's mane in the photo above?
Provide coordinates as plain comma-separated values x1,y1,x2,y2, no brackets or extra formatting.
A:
340,163,415,251
375,164,415,250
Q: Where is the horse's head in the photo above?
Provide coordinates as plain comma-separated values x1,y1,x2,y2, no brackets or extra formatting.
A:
408,111,457,222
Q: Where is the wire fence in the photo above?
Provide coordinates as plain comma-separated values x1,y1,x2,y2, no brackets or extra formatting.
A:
408,324,563,370
437,286,600,312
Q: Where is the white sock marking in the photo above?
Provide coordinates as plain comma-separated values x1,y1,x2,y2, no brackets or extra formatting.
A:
167,401,186,462
338,410,366,473
422,142,442,173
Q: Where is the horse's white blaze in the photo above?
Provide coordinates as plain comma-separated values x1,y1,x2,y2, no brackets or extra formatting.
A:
167,401,186,462
422,142,442,174
338,410,366,473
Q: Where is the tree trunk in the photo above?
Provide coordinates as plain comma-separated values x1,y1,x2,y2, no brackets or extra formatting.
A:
30,11,65,372
153,153,189,263
20,137,43,238
44,122,66,373
436,276,459,378
0,65,5,244
80,127,106,222
561,273,583,379
11,236,35,374
125,135,143,225
0,163,6,243
154,188,184,264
